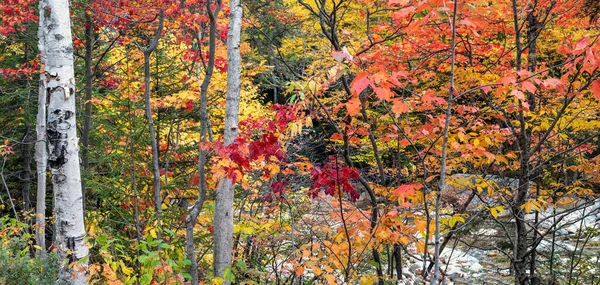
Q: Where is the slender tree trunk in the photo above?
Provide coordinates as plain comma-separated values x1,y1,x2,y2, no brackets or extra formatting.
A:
213,0,242,281
510,0,532,283
527,7,539,279
141,11,165,224
22,47,33,215
80,13,94,210
394,244,402,280
22,126,32,213
186,2,222,284
431,1,458,283
39,0,89,282
36,9,49,258
35,64,48,259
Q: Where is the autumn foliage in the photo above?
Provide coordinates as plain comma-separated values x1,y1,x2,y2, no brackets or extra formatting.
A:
1,0,600,284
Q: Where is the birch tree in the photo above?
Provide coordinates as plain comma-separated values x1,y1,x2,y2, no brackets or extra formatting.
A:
38,0,88,283
35,4,48,258
213,0,242,281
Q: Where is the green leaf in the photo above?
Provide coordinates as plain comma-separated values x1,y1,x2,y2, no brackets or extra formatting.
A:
151,258,161,268
141,273,152,285
236,260,247,270
223,267,235,282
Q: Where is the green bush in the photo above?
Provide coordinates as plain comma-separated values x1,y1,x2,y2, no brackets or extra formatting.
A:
0,216,58,285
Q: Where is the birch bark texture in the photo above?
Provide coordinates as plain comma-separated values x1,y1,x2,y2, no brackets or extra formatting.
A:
213,0,242,281
39,0,89,283
35,5,48,258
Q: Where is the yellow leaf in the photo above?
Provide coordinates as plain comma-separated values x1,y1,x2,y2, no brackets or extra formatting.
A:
324,274,337,284
490,206,504,218
149,229,157,239
120,260,133,276
305,116,313,128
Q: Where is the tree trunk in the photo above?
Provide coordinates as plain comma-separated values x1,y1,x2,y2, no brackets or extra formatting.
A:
22,46,33,215
36,6,49,258
39,0,89,282
80,13,94,210
22,126,32,213
35,72,47,258
186,2,221,284
141,10,165,224
431,0,459,283
526,5,540,280
213,0,242,281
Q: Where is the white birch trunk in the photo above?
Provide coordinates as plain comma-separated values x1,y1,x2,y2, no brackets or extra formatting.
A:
36,4,48,258
39,0,89,283
35,77,48,258
213,0,242,281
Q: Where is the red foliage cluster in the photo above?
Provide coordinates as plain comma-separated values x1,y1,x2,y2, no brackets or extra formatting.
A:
265,180,287,201
210,111,291,184
0,0,37,36
309,158,360,201
249,134,284,161
271,104,298,130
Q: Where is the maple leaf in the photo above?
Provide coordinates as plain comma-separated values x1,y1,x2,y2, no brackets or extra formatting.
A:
391,99,410,116
521,81,536,93
393,184,422,197
422,90,447,105
586,48,597,65
542,78,562,88
331,47,353,62
345,97,361,116
351,72,372,95
394,6,415,19
511,89,525,101
374,87,393,101
574,37,590,52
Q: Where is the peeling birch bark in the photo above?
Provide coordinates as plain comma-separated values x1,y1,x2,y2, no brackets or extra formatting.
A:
39,0,89,283
36,23,48,258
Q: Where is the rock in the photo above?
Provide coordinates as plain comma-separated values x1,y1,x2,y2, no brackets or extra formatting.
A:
555,229,569,236
469,263,483,272
408,263,422,274
498,268,511,276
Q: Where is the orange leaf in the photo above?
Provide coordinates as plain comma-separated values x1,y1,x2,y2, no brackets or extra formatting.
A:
325,274,337,284
345,97,361,116
374,87,393,101
392,99,409,115
521,81,536,94
295,266,305,276
393,184,422,197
